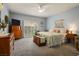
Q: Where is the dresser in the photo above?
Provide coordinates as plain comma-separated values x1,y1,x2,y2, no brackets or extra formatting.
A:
12,25,22,39
66,33,77,43
0,33,14,56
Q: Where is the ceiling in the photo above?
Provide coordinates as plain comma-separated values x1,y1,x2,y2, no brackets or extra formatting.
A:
6,3,79,18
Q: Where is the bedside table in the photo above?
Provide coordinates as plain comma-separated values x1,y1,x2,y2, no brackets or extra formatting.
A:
66,33,77,43
75,36,79,50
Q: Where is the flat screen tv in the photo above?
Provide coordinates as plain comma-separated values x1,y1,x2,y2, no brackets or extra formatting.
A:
12,19,20,25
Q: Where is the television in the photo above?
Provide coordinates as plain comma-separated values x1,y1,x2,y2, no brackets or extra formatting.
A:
11,19,20,25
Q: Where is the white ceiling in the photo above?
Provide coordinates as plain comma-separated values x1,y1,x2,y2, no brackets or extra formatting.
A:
6,3,79,18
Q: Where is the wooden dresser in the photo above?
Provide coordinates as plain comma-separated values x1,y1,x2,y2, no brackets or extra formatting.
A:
12,25,22,39
66,33,77,43
0,33,14,56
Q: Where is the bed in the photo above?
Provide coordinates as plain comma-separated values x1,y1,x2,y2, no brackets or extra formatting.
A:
38,28,65,47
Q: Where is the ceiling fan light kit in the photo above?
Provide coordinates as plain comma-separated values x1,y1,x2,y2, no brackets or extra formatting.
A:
38,3,47,13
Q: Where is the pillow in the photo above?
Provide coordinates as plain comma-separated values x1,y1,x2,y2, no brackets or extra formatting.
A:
53,29,57,32
57,29,60,33
59,28,65,33
49,29,53,32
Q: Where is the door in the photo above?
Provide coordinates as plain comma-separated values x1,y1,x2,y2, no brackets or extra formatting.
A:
24,26,37,38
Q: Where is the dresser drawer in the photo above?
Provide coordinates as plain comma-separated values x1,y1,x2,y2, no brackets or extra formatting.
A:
12,26,21,31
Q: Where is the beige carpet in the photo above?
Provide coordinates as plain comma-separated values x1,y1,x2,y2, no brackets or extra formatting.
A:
14,37,79,56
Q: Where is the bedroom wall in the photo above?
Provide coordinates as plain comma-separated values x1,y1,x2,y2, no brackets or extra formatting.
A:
47,6,79,34
10,12,47,36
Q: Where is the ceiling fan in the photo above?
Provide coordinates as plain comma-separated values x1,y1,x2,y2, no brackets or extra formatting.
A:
37,3,48,12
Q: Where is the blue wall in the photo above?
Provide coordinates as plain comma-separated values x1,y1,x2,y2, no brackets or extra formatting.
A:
1,4,9,21
47,6,79,34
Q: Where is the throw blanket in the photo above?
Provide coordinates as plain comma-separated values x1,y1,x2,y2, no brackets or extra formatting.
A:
38,32,65,47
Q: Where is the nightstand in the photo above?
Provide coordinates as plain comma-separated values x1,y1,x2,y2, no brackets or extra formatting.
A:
66,33,77,43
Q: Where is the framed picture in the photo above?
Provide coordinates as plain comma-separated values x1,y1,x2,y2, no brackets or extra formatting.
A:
55,19,64,28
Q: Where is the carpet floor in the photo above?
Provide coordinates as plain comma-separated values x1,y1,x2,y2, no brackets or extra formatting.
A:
13,37,79,56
